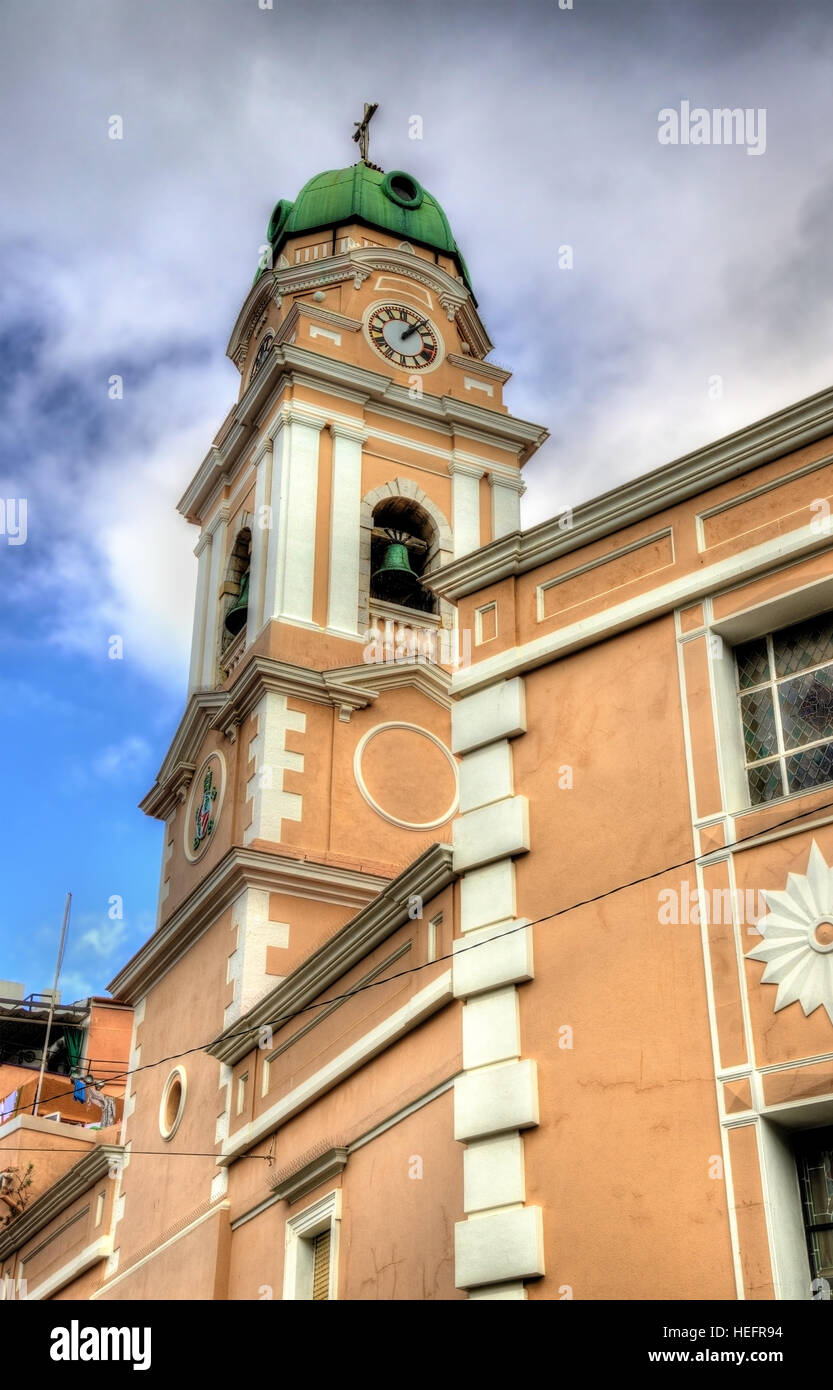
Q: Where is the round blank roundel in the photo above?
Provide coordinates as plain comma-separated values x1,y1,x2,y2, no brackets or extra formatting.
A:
353,723,458,830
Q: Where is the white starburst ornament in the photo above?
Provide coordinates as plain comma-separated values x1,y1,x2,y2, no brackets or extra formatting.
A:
746,840,833,1024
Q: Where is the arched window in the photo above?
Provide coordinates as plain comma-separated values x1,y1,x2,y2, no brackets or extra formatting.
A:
222,528,251,651
369,499,436,615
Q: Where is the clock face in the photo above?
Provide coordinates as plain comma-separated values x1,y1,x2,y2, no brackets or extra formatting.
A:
249,332,274,382
367,304,440,369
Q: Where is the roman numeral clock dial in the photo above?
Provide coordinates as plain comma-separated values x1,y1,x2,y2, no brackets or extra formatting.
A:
366,304,441,370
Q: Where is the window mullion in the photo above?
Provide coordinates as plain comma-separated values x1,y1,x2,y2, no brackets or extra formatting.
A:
768,635,790,797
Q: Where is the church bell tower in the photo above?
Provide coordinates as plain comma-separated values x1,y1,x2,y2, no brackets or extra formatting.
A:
140,119,547,1019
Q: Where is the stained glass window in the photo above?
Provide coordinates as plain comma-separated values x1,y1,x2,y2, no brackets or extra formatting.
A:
795,1128,833,1296
734,610,833,805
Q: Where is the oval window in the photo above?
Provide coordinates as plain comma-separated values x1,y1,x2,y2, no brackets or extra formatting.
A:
382,171,423,210
159,1067,187,1141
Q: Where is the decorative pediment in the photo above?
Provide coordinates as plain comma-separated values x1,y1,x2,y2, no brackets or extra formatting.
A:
139,692,228,821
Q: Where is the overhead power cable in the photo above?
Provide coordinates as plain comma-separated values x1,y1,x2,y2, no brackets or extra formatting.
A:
2,792,832,1127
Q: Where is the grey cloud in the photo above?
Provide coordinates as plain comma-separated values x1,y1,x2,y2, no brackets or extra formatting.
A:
2,0,833,684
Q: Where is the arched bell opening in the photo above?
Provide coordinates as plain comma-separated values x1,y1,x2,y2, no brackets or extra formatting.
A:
369,499,437,616
222,528,252,651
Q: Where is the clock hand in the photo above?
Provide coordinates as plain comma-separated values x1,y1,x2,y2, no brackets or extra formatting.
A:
402,316,429,341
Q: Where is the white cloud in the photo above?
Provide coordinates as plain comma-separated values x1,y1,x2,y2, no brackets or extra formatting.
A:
93,736,152,781
59,908,154,1002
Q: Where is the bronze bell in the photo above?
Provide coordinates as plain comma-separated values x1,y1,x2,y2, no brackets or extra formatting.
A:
371,540,419,601
224,570,250,636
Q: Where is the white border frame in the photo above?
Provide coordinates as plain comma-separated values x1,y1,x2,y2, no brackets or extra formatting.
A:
283,1189,342,1301
158,1065,187,1142
353,721,459,830
475,602,498,646
708,571,833,817
183,752,227,862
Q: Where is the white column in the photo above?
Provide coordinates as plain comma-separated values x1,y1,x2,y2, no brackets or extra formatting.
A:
327,423,366,635
489,473,525,539
264,407,324,625
263,416,286,626
246,437,273,647
451,459,483,559
188,531,212,693
200,506,229,688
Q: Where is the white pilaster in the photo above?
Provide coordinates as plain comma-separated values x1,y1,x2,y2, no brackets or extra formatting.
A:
451,673,542,1298
266,406,325,625
188,531,212,693
200,507,230,688
327,423,367,635
450,458,483,559
264,416,286,627
246,437,273,646
489,472,525,539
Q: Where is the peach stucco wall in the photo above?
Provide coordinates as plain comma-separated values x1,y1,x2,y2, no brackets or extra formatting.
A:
513,627,737,1300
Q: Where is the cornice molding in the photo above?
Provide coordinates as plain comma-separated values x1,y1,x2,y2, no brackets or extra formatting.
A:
251,435,273,468
330,421,370,444
487,472,526,494
180,341,547,525
449,457,486,480
212,656,378,741
0,1143,122,1260
277,301,362,340
225,247,492,371
206,504,231,536
142,653,449,823
268,1146,349,1204
431,383,833,602
107,847,390,1005
140,692,228,821
226,274,278,370
326,659,452,710
177,345,547,523
207,842,456,1065
446,353,511,383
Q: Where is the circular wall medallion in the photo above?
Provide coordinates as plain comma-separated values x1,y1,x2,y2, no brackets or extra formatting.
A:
353,722,458,830
746,840,833,1020
184,752,226,862
159,1066,187,1142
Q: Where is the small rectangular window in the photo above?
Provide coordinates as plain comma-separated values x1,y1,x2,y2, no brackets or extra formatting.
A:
734,610,833,804
284,1191,340,1300
475,603,498,646
236,1072,248,1116
795,1128,833,1294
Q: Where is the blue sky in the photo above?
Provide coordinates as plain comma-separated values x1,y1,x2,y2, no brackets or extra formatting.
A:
2,0,833,999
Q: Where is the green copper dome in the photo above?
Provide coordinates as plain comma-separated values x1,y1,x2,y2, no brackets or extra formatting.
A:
256,162,472,291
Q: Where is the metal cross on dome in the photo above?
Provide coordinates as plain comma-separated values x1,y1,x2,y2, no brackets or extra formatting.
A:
352,102,378,162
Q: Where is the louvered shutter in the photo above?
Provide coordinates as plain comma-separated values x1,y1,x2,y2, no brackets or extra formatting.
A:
312,1228,331,1300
